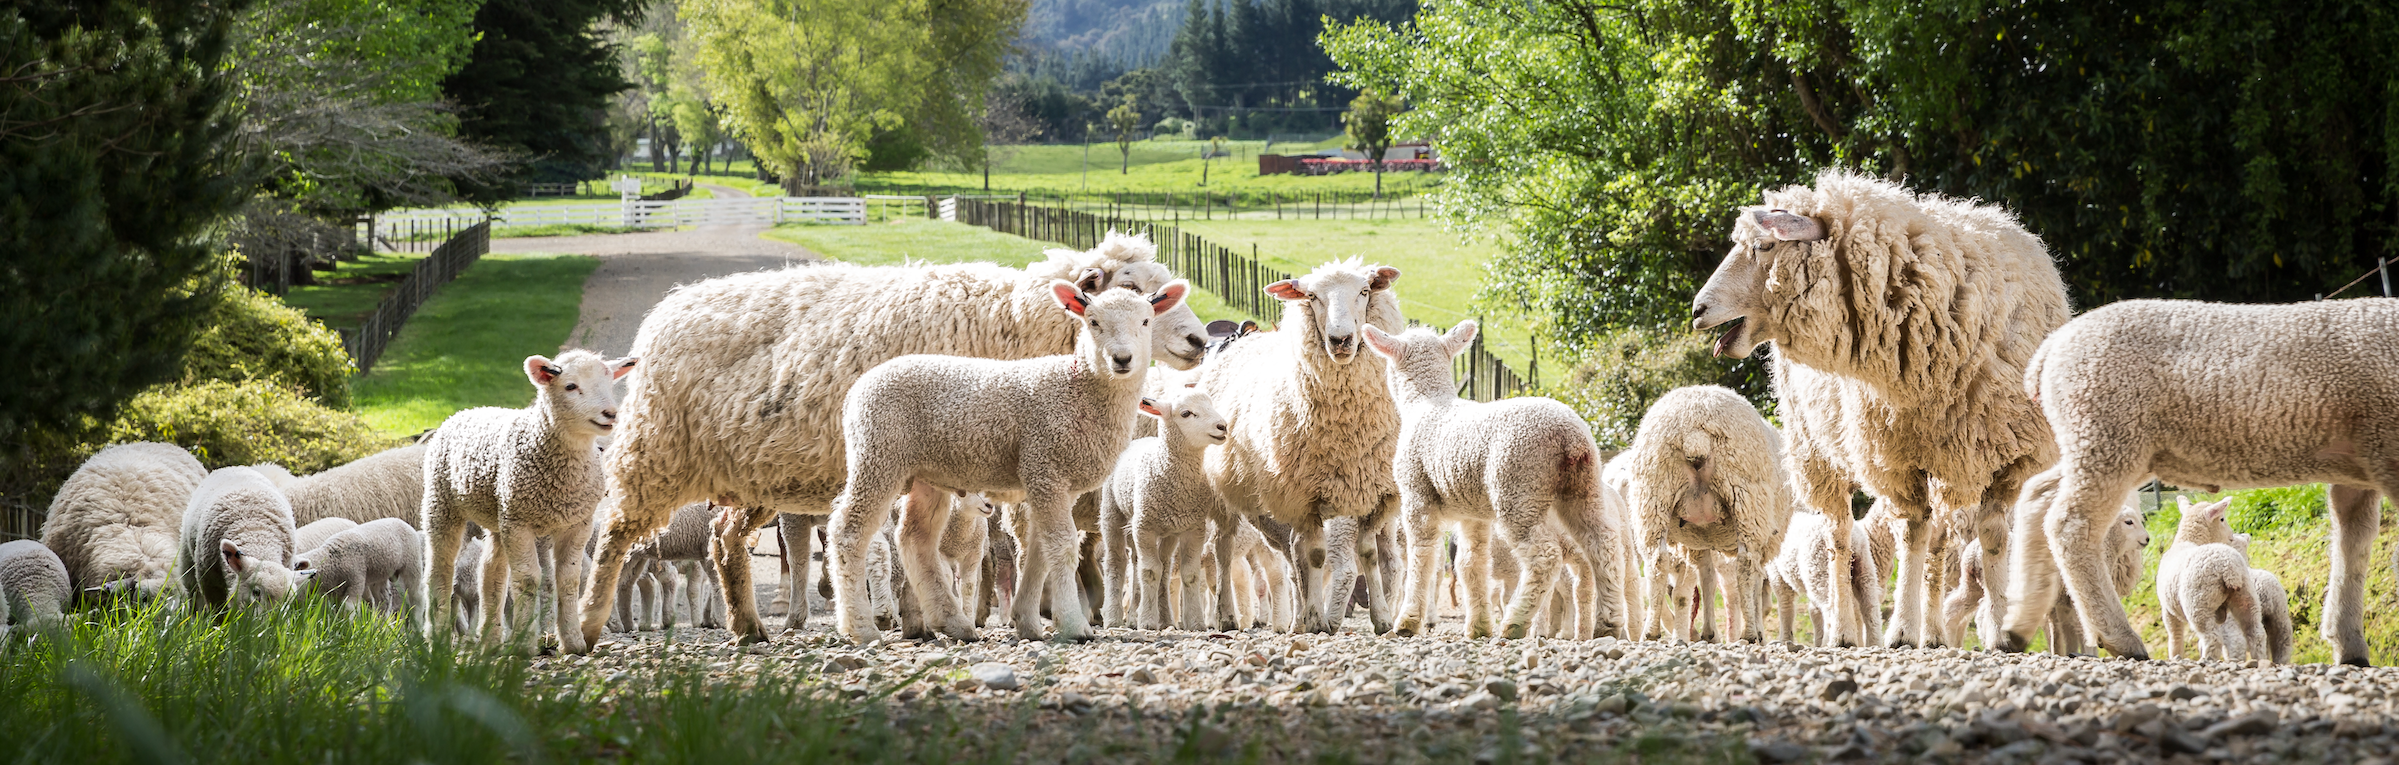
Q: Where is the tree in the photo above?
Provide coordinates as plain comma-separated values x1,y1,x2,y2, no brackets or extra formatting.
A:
1342,90,1401,198
442,0,645,199
1,0,252,442
1201,135,1225,186
1108,97,1143,174
979,94,1039,192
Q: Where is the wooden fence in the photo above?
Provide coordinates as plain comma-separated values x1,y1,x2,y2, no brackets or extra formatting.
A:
952,197,1530,401
344,221,489,373
375,197,866,234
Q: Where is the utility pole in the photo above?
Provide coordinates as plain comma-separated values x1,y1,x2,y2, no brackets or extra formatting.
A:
1083,125,1092,191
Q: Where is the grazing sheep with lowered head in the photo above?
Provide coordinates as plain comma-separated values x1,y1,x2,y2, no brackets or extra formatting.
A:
41,442,206,598
175,466,302,611
1,540,73,632
294,518,428,632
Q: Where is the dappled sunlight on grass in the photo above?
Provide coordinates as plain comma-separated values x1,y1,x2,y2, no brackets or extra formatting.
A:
351,253,598,436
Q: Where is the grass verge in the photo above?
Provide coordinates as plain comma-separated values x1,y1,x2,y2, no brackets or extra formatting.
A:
765,219,1252,324
351,253,599,436
281,253,431,332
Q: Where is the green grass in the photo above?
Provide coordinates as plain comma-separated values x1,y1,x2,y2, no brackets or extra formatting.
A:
351,253,600,436
765,219,1252,324
280,252,431,332
858,140,1442,198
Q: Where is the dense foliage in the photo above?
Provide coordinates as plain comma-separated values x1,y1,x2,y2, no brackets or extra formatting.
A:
444,0,647,196
182,272,356,409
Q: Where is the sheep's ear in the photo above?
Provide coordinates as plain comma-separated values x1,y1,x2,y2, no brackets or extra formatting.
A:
2175,496,2192,513
1206,319,1239,338
2203,498,2232,522
1751,208,1826,241
1369,266,1401,291
220,540,247,573
1264,279,1309,301
293,558,311,572
1076,267,1108,294
525,356,559,385
1138,398,1164,418
1050,280,1092,316
1442,320,1479,357
1147,281,1189,315
1359,325,1404,360
610,357,639,379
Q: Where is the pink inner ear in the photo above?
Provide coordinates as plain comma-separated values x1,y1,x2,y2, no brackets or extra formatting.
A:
1051,282,1089,315
1264,281,1307,300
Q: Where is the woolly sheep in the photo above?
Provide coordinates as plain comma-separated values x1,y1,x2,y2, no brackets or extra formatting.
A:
612,502,725,630
1692,170,2071,647
1368,322,1618,640
827,281,1190,643
1099,384,1231,631
1,540,73,631
2005,298,2399,665
287,445,429,527
248,463,298,488
423,349,636,655
450,532,485,635
572,233,1207,650
174,466,301,610
293,518,427,630
2227,532,2294,665
2155,498,2268,662
1194,258,1408,634
294,518,358,557
1766,511,1884,646
938,492,997,627
1615,386,1791,643
40,442,206,596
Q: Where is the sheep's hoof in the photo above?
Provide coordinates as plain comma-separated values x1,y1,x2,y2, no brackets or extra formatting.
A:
939,621,979,642
2340,656,2372,668
1991,631,2032,653
1392,618,1422,637
734,630,772,646
1501,623,1530,640
1050,630,1095,644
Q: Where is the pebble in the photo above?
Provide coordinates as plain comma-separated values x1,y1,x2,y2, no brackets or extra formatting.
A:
970,663,1018,691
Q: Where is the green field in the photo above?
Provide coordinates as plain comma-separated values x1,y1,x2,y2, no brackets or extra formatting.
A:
765,219,1252,324
859,139,1441,198
349,253,600,436
280,252,432,332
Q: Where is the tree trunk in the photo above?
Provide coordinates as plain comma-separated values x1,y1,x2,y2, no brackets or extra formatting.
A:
647,119,665,172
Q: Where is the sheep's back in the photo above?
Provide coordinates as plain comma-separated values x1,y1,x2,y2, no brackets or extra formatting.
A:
41,443,205,588
287,445,428,527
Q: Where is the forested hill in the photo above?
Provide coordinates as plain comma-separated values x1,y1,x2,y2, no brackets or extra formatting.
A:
1021,0,1183,67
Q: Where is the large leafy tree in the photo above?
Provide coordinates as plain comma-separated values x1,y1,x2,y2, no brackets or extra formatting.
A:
444,0,646,199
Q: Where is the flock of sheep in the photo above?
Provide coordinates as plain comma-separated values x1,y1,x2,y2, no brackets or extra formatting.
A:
7,169,2395,677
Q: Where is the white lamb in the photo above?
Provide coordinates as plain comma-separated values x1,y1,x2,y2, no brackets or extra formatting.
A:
174,466,302,610
2006,298,2399,664
294,518,359,557
2228,532,2294,665
572,232,1208,650
1,540,73,632
827,281,1189,643
287,444,429,527
613,502,725,630
938,492,997,626
1368,322,1619,640
1099,385,1231,631
1691,170,2071,647
293,518,428,631
40,442,206,598
1765,511,1885,646
2155,497,2268,662
1195,259,1409,634
423,350,636,654
449,532,486,635
1615,386,1792,643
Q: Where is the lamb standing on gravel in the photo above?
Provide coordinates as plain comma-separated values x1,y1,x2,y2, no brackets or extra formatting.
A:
294,518,428,630
1100,385,1231,631
1615,386,1792,643
1,540,73,631
287,445,430,527
1370,322,1619,640
2004,298,2399,664
175,466,302,610
2155,498,2268,662
2229,532,2294,664
295,518,358,557
1765,511,1884,646
828,281,1189,643
938,492,996,626
1196,259,1408,634
40,442,207,597
572,232,1210,650
1691,170,2071,647
423,350,635,655
449,533,485,634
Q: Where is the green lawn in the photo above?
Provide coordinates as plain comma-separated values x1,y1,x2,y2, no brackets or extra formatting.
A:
858,139,1441,198
764,219,1252,324
350,253,600,436
280,252,431,332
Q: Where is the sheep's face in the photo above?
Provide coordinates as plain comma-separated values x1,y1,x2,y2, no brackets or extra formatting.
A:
2119,508,2153,554
1141,386,1228,446
221,540,300,611
526,350,638,440
1082,262,1210,371
1052,280,1190,379
956,492,998,517
1360,322,1476,401
1694,207,1824,359
1265,260,1401,364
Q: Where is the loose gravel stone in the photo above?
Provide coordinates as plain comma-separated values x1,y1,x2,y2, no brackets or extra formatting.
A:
971,662,1019,691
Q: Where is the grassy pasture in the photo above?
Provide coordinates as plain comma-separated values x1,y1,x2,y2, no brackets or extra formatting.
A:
348,253,599,436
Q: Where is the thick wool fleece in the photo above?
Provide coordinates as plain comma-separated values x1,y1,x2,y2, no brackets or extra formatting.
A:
41,442,206,593
1099,386,1230,631
176,467,301,610
575,234,1198,651
2010,297,2399,664
294,518,427,630
0,540,73,630
287,445,429,527
1196,258,1407,635
1617,386,1791,644
295,518,359,557
1693,169,2070,649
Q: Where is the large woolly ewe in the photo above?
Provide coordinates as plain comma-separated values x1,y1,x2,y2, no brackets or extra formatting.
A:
423,350,636,655
1692,170,2070,647
1615,386,1791,643
1368,321,1618,640
571,232,1208,650
0,540,73,631
1195,258,1407,634
286,445,430,527
2004,298,2399,664
1100,385,1232,630
294,518,428,631
827,280,1189,643
175,466,302,610
40,442,206,595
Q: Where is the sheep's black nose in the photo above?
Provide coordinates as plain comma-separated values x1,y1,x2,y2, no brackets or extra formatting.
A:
601,409,617,420
1185,334,1206,349
1328,334,1353,347
1111,354,1133,368
1691,304,1707,319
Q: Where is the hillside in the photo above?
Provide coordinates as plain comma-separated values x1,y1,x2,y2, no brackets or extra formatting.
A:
1020,0,1182,66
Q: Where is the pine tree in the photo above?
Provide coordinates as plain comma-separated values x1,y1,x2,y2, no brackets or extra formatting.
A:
441,0,645,201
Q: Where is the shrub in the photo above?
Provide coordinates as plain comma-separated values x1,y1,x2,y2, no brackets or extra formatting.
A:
1543,326,1771,449
106,380,393,473
182,276,354,407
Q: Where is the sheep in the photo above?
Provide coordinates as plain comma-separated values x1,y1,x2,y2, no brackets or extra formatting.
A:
2228,532,2294,665
286,445,430,527
1691,170,2071,648
2154,497,2269,662
40,442,206,597
1098,384,1231,631
2004,298,2399,664
1194,258,1408,634
612,502,725,630
174,466,301,610
1219,519,1293,629
1367,321,1618,640
449,532,486,635
295,518,358,557
1614,386,1792,644
248,463,298,488
1765,511,1885,646
423,350,636,655
572,233,1209,650
1942,484,2149,653
292,518,428,629
938,492,996,626
1,540,73,632
826,280,1190,643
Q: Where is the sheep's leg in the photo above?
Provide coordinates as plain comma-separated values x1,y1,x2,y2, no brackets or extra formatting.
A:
695,559,724,628
1317,514,1363,634
954,539,985,633
1231,551,1260,628
1132,517,1175,631
892,482,973,641
1642,548,1673,641
1359,501,1398,635
551,521,593,653
2326,484,2380,666
478,532,514,645
1289,519,1335,634
2049,598,2086,655
1174,531,1211,631
1209,518,1243,631
1021,487,1091,642
2038,470,2148,659
1776,585,1796,643
1689,548,1721,642
1735,553,1766,644
493,530,542,656
576,492,675,653
1456,523,1496,639
1884,514,1934,647
1495,515,1560,641
829,474,908,645
698,505,773,644
2161,589,2187,659
1968,477,2020,650
778,514,820,631
1791,457,1864,646
1097,488,1131,628
424,517,467,642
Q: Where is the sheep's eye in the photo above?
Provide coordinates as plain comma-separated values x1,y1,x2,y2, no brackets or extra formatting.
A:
1359,288,1369,296
1090,319,1099,327
1181,411,1194,418
1141,319,1149,326
565,383,579,392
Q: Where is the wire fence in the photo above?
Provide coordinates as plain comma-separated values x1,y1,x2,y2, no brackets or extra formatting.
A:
343,221,489,374
952,197,1529,401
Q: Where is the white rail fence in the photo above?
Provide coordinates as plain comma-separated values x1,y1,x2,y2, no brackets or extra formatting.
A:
374,197,866,239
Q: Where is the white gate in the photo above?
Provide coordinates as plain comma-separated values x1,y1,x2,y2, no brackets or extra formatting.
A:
380,196,867,232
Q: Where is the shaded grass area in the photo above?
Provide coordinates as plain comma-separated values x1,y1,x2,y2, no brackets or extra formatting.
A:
351,253,599,436
765,219,1252,324
280,252,431,332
